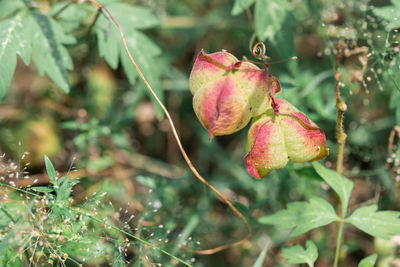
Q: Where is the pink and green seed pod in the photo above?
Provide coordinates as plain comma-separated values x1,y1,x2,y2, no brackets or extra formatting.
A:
189,50,280,138
245,98,329,178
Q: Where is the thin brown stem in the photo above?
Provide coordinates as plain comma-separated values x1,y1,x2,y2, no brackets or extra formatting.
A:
386,125,400,169
87,0,252,255
334,42,347,175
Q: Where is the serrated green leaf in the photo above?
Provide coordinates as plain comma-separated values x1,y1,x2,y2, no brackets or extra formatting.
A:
358,253,377,267
281,240,318,267
0,13,31,100
95,3,164,116
44,155,57,184
254,0,289,42
259,197,339,237
120,30,161,84
49,2,89,32
104,3,160,30
231,0,256,16
31,186,54,193
312,162,354,217
96,26,120,69
30,13,74,93
346,205,400,239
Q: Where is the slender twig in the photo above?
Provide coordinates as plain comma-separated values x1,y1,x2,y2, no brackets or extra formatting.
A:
87,0,252,255
386,125,400,170
334,42,347,175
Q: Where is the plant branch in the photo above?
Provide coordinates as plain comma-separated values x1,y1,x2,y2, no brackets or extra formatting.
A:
386,125,400,170
332,41,347,267
334,41,347,175
87,0,252,255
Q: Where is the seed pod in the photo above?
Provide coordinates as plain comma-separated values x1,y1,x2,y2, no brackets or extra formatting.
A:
189,50,280,138
245,98,328,178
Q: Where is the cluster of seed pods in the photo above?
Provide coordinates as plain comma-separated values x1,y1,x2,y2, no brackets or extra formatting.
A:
189,49,328,178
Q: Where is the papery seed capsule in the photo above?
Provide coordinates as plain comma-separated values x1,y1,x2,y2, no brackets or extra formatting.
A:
189,50,280,138
245,99,328,178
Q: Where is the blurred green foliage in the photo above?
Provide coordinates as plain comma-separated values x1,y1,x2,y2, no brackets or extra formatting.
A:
0,0,400,266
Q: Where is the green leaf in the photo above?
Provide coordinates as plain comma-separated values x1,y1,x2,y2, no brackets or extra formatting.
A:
346,205,400,239
254,0,289,42
281,240,318,267
30,12,74,93
103,3,160,30
31,186,54,193
0,246,22,267
0,0,26,20
96,26,120,69
358,253,377,267
231,0,256,16
258,197,339,237
252,242,269,267
95,2,164,116
312,162,354,217
44,155,57,184
49,2,89,32
61,237,113,263
0,12,31,100
120,30,162,85
373,0,400,30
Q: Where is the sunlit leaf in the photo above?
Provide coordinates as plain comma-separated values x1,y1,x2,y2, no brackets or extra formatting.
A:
312,162,354,217
231,0,256,16
373,0,400,30
95,2,164,116
31,186,54,193
104,3,160,30
0,12,31,100
346,205,400,239
44,155,57,185
358,253,377,267
0,0,25,20
49,2,89,32
281,240,318,267
258,197,339,237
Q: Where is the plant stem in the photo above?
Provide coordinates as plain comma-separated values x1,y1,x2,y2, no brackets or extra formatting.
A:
334,41,347,175
332,41,347,267
333,220,344,267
